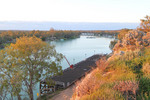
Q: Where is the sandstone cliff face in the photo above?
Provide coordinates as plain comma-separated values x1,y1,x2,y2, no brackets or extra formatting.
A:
113,31,149,55
108,30,150,61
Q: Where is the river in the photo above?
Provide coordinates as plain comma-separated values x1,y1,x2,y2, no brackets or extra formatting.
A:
49,35,114,69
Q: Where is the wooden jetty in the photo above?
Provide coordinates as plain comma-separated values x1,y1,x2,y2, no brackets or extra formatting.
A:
40,54,103,95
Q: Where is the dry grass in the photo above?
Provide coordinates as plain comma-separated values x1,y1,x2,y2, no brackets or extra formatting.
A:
142,63,150,74
73,53,138,99
113,81,138,100
73,57,109,98
74,68,102,97
80,84,124,100
96,57,108,71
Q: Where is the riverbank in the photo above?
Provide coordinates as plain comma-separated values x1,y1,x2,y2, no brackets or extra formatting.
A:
0,30,118,49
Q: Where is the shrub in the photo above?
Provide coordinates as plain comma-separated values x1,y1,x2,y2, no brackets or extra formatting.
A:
139,77,150,96
96,57,108,71
81,84,124,100
137,93,150,100
113,81,138,99
75,69,102,97
142,63,150,75
109,40,118,50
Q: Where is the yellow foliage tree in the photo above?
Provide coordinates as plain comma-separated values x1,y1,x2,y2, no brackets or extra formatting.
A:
0,36,63,100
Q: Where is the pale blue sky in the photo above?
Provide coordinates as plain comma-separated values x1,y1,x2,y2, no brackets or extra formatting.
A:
0,0,149,22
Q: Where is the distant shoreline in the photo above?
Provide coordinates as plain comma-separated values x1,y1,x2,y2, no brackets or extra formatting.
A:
0,22,139,30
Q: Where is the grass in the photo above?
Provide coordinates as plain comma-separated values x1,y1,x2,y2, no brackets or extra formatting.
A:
81,83,124,100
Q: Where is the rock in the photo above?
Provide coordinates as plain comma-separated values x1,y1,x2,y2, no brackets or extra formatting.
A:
113,30,149,52
119,51,125,55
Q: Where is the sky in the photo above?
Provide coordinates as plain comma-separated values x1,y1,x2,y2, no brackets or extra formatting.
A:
0,0,150,23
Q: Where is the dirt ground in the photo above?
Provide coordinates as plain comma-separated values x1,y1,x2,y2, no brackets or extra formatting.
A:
50,85,75,100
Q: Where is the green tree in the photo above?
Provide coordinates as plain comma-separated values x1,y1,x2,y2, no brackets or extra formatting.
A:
0,61,22,100
0,36,63,100
109,40,118,50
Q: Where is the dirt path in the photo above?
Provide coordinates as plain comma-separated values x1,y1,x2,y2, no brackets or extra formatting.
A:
50,85,75,100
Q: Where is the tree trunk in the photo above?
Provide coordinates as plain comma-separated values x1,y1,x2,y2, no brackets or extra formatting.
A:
17,94,21,100
11,93,13,100
29,87,34,100
28,68,34,100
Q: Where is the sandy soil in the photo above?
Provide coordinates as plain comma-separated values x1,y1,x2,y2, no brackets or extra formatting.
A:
50,85,75,100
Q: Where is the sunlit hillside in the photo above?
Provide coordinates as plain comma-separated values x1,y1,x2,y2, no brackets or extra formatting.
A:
72,16,150,100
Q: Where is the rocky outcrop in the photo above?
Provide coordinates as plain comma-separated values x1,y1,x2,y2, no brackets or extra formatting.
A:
113,30,149,54
108,30,150,61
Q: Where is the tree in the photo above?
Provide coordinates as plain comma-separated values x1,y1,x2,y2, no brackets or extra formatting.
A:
0,61,22,100
138,15,150,32
0,36,63,100
109,40,118,50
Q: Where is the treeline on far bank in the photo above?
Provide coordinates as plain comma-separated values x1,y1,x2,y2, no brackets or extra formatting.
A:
0,29,119,48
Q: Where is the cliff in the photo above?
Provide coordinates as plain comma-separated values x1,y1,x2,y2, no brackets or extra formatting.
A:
72,30,150,100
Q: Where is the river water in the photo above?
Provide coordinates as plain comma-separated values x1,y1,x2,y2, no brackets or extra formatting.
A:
5,35,114,100
49,35,114,69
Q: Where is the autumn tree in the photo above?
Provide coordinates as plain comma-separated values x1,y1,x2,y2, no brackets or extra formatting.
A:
138,15,150,32
0,36,63,100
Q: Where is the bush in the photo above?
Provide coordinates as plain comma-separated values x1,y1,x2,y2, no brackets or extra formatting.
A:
139,77,150,96
109,40,118,50
137,93,150,100
81,84,124,100
142,63,150,75
75,69,101,97
113,81,138,99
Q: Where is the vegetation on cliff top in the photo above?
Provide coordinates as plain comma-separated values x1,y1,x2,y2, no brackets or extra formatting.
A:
73,16,150,100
